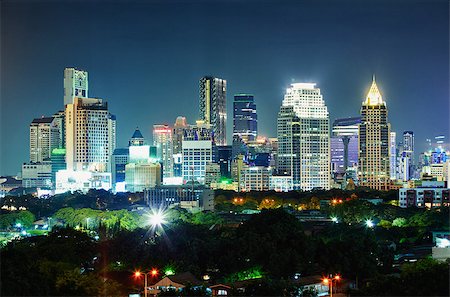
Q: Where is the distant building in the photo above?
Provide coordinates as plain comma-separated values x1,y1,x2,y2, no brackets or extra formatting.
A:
399,181,449,208
277,83,330,190
199,76,227,145
65,97,113,173
64,67,88,106
390,132,397,180
358,77,391,190
21,162,52,188
111,148,129,187
29,117,60,163
216,145,232,178
55,170,111,194
173,116,188,155
269,175,293,192
205,163,221,187
330,117,360,181
242,166,270,192
125,162,161,192
144,185,214,211
182,140,213,185
233,94,257,143
153,124,174,179
51,148,66,186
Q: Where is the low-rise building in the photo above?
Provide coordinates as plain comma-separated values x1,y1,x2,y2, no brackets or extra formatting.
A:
21,162,52,188
399,181,449,208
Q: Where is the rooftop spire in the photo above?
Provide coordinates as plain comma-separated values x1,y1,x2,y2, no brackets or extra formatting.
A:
364,75,384,106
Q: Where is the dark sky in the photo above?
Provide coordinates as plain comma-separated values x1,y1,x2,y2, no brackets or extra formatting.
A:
1,0,448,176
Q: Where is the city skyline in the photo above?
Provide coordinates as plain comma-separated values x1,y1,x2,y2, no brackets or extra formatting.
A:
1,0,448,175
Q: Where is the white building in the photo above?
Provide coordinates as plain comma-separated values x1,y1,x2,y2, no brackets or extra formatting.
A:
182,140,213,185
64,67,88,106
21,162,52,188
242,166,270,191
390,132,397,180
125,162,161,192
65,97,113,173
153,124,174,180
269,175,293,192
55,170,111,194
277,83,330,191
30,117,60,163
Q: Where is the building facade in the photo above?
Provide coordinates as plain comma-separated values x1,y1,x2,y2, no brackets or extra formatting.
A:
153,124,174,179
242,166,270,191
199,76,227,145
64,67,88,106
21,162,52,188
30,117,60,163
278,83,330,191
358,77,391,190
233,94,257,143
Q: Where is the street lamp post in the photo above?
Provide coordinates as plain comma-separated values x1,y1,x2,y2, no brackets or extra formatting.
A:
135,269,158,297
323,274,340,297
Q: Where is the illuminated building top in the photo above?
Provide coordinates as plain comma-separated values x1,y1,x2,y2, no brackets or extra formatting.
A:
364,75,385,106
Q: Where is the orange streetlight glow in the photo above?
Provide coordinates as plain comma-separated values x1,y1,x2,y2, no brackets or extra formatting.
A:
151,269,158,276
134,271,141,277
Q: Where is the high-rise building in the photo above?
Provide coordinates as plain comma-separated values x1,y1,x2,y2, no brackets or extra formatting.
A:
51,148,66,186
199,76,227,145
277,83,330,190
153,124,174,179
129,128,145,146
390,132,397,180
52,110,65,148
29,117,60,163
398,131,415,181
65,97,112,173
233,94,257,143
242,166,271,192
64,67,88,106
173,116,188,155
330,117,361,180
358,77,391,190
125,162,161,193
182,140,213,185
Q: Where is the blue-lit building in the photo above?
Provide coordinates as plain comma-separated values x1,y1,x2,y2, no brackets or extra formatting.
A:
144,185,214,211
215,145,232,178
233,94,257,143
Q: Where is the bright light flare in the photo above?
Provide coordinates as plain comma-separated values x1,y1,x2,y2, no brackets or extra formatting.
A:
134,271,141,277
365,219,374,228
334,275,340,280
323,278,329,284
331,217,338,223
151,268,158,276
148,208,167,228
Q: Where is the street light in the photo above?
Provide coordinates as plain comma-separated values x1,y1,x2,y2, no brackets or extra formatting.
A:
365,219,374,228
323,274,341,297
134,269,159,297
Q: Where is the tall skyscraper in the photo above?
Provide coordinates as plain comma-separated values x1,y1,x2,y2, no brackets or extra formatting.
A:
64,67,88,106
233,94,257,143
330,117,361,179
398,131,415,181
199,76,227,145
153,124,174,179
173,116,188,155
358,77,391,190
277,83,330,191
65,97,112,172
29,117,60,163
390,132,397,180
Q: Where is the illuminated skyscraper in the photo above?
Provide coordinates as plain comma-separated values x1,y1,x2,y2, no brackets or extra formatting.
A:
64,67,88,106
199,76,227,145
233,94,257,143
330,117,360,181
277,83,330,190
153,124,174,179
29,117,60,163
358,77,391,190
65,97,112,173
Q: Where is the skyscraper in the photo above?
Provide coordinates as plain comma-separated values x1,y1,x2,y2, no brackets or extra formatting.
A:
358,77,391,190
199,76,227,145
277,83,330,190
398,131,415,181
29,117,60,163
233,94,257,143
330,117,361,180
390,132,397,180
153,124,174,179
64,67,88,106
65,97,112,172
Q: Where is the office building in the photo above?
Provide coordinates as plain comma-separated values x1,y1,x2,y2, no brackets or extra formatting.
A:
216,145,232,178
199,76,227,145
125,162,161,192
398,131,415,181
153,124,174,179
390,132,397,180
64,67,88,106
358,77,391,190
111,148,129,187
269,176,293,192
29,117,60,163
205,163,221,187
173,116,188,155
65,97,112,173
277,83,330,190
55,170,111,194
330,117,360,180
233,94,257,143
399,181,449,208
144,185,213,211
182,140,213,185
51,148,66,186
242,166,270,191
21,162,52,188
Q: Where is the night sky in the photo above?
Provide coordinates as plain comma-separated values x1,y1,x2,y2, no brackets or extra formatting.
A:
1,0,448,176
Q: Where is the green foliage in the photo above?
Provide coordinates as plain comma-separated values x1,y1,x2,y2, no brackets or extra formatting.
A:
224,266,263,282
392,217,407,227
0,210,35,229
378,219,392,229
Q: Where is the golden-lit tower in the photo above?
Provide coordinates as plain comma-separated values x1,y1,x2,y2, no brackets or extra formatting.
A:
358,76,391,190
